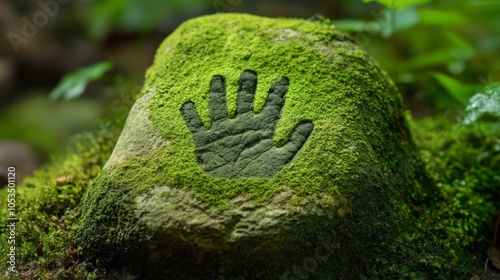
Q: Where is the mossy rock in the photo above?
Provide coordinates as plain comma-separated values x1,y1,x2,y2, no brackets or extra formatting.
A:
77,13,433,279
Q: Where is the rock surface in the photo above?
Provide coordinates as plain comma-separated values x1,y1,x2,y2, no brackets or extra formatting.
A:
77,13,430,279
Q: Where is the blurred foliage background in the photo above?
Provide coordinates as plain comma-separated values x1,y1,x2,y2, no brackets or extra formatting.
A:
0,0,499,178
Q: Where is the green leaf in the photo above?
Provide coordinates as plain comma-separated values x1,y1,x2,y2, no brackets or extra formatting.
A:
463,83,500,125
432,73,475,105
401,41,474,71
362,0,430,10
331,8,419,36
445,32,474,51
50,62,113,101
330,19,370,32
377,7,420,38
402,50,457,71
85,0,211,38
418,9,467,25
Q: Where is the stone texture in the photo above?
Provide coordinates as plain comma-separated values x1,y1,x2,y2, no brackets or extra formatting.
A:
77,13,431,279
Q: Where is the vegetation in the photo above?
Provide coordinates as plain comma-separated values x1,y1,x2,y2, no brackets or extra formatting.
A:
1,0,499,278
0,123,120,279
1,110,497,279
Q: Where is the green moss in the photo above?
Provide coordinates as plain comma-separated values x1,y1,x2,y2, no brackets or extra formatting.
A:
407,116,500,275
77,13,431,279
7,113,496,279
101,13,412,209
360,114,499,279
0,122,120,279
1,109,496,278
3,12,495,280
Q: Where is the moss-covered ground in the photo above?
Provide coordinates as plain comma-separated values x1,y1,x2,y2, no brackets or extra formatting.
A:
0,113,498,279
0,123,120,280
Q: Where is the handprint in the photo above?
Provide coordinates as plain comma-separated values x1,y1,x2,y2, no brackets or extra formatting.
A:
180,70,313,178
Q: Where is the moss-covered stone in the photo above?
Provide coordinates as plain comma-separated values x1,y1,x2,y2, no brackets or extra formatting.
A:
76,13,434,278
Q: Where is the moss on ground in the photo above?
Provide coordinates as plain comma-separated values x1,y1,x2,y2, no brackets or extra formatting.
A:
366,114,499,279
406,115,499,276
0,122,120,279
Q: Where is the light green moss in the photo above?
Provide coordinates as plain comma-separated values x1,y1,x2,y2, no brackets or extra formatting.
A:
0,123,119,279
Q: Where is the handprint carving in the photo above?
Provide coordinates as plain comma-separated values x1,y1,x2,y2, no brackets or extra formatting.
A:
180,70,313,178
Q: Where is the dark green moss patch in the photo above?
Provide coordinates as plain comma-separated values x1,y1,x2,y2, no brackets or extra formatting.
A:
408,116,499,276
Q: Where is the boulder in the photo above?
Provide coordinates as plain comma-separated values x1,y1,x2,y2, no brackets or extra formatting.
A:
77,13,430,279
